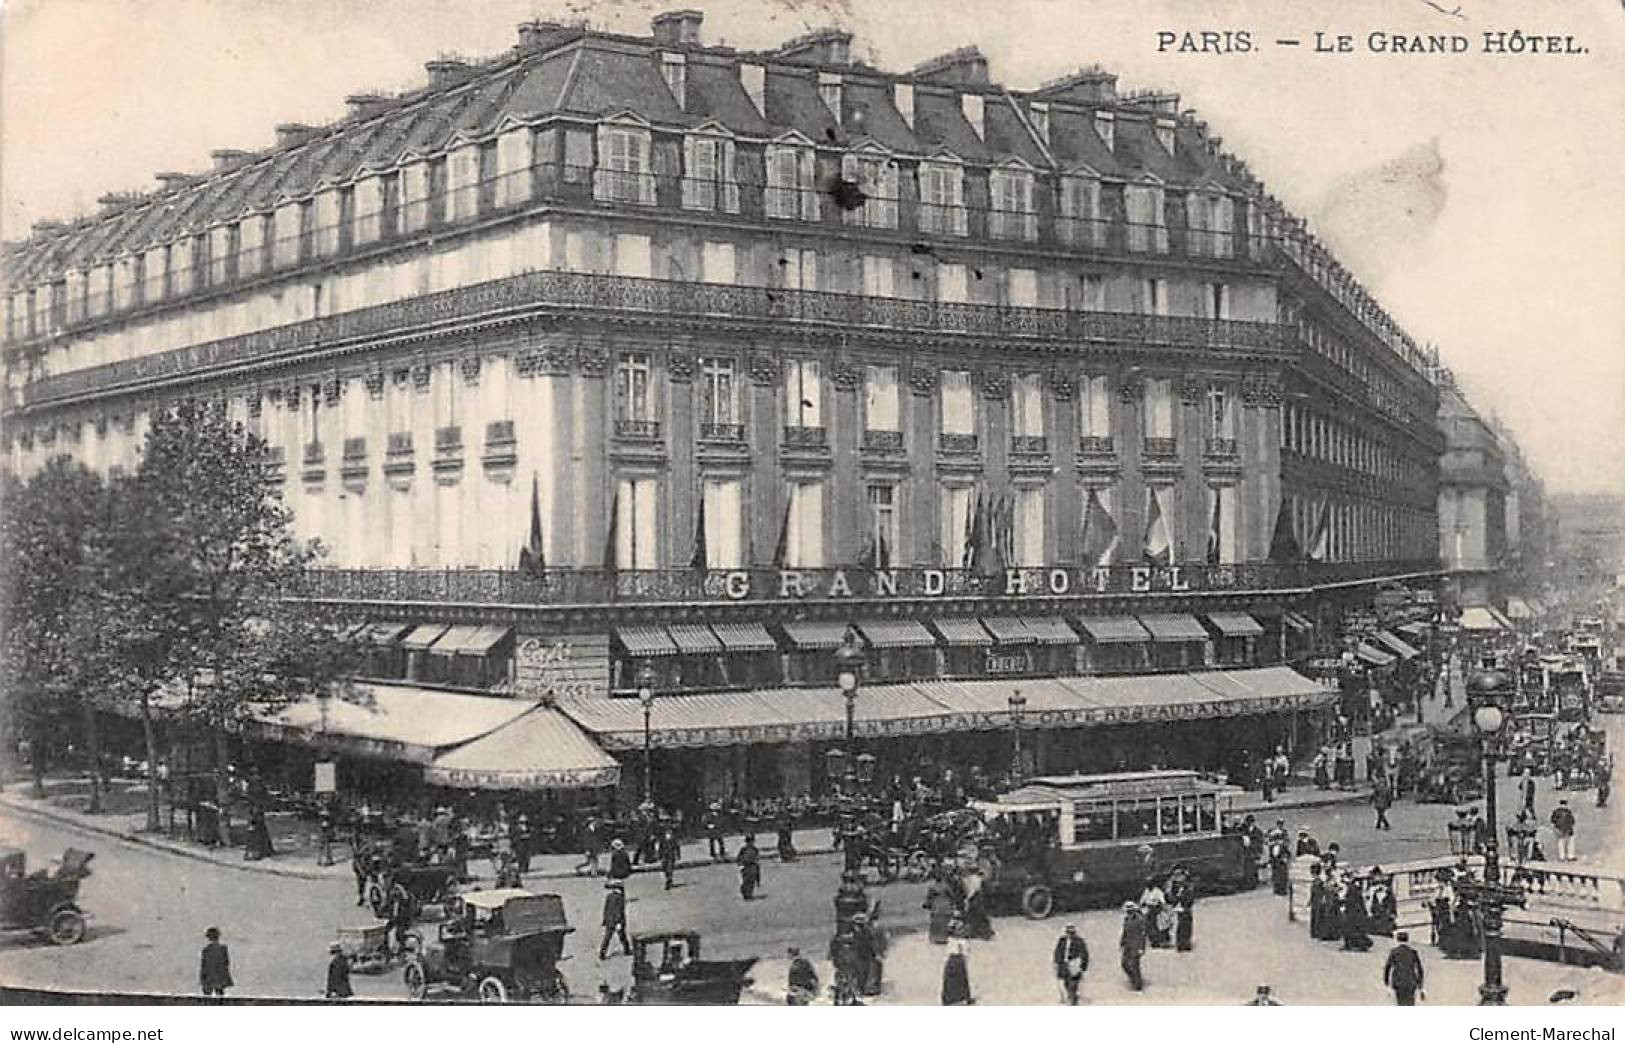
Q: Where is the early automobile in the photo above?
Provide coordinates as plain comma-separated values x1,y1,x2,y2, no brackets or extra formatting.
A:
365,855,458,918
627,930,757,1005
969,770,1253,919
0,848,94,946
402,889,571,1003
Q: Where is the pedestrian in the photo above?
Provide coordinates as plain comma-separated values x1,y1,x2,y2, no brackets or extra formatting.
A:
1382,931,1424,1005
1053,923,1089,1005
776,809,797,863
575,817,604,876
861,904,888,997
1372,782,1393,831
199,926,233,998
325,941,353,999
1295,829,1320,858
1118,902,1147,991
737,834,762,900
317,802,336,867
1550,800,1577,861
514,813,532,875
351,841,372,908
657,827,680,890
1261,761,1275,803
607,837,633,881
1167,868,1196,952
384,880,414,953
786,946,819,1005
1139,877,1169,948
940,930,972,1006
598,879,631,959
924,870,957,944
1521,774,1537,816
1597,758,1611,809
1246,984,1283,1005
703,803,728,861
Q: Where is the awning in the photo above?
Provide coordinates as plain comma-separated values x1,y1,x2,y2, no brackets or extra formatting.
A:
711,622,778,652
250,683,532,764
1373,630,1420,659
1282,612,1315,633
457,625,513,657
982,617,1037,645
1459,607,1506,632
616,626,679,656
1076,616,1150,644
429,624,486,657
400,624,451,652
1021,617,1080,645
1506,598,1534,621
1139,614,1210,643
1397,621,1431,638
781,621,851,650
1487,607,1514,629
558,666,1335,750
932,618,993,647
425,706,620,790
1356,642,1396,667
668,624,723,655
856,620,938,649
1205,612,1265,638
367,622,414,646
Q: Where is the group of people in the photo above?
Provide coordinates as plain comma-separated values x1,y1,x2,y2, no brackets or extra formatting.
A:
1307,859,1397,954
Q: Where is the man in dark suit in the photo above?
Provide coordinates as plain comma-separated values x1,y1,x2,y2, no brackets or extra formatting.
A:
325,941,353,999
607,837,633,882
1118,903,1146,991
598,879,631,959
1383,931,1424,1005
199,926,233,998
1053,924,1089,1005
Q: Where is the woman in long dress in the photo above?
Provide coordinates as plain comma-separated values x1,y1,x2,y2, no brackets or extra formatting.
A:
940,932,972,1006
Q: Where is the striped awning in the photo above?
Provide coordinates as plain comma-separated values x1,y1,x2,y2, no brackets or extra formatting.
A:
668,624,723,654
1076,616,1150,644
982,617,1037,645
781,621,851,650
1282,612,1315,632
1139,614,1210,643
857,620,938,649
457,625,512,657
1021,617,1080,645
425,706,620,791
429,624,486,657
1373,630,1420,659
1206,612,1265,638
711,622,778,652
1487,607,1514,629
616,626,679,656
399,623,451,652
1356,642,1396,667
933,618,993,647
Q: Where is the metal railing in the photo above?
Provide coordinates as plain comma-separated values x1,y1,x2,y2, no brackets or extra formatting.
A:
1143,437,1178,458
862,429,904,452
699,421,745,443
1079,435,1116,456
1205,437,1238,458
1011,435,1049,455
781,425,827,448
613,418,661,441
939,433,980,454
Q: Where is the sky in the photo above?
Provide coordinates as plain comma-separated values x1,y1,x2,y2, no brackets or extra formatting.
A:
3,0,1622,496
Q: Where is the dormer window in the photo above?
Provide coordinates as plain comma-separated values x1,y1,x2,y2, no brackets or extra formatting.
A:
662,53,687,109
818,72,842,122
917,160,967,236
841,151,899,230
1124,182,1168,254
1059,173,1104,248
595,123,654,205
989,166,1035,241
1188,190,1235,259
1094,110,1115,152
766,142,819,221
1028,102,1050,145
683,133,739,213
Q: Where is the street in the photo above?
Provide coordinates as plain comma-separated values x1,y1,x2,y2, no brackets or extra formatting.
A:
2,713,1617,1003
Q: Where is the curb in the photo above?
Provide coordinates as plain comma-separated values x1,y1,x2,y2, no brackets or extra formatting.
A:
0,795,333,882
1232,789,1372,816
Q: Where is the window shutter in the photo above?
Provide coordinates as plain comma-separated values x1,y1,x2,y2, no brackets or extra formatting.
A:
799,149,819,221
722,140,739,213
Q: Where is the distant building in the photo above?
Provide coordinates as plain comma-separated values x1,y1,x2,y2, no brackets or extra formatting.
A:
1,11,1443,810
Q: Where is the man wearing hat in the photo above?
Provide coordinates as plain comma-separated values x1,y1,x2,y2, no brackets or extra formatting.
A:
1118,902,1147,992
1382,931,1424,1005
1245,984,1283,1005
704,803,728,861
786,946,819,1005
607,837,633,882
1294,829,1320,858
325,940,353,999
199,926,233,998
598,879,631,959
1053,923,1089,1004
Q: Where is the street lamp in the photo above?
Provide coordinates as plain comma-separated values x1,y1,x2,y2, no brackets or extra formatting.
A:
835,628,865,792
1009,687,1028,783
637,664,657,808
1465,668,1526,1006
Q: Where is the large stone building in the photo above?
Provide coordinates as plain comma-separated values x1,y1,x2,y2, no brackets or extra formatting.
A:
1,11,1444,810
1436,377,1509,611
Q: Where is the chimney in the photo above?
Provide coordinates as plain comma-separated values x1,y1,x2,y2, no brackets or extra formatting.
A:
154,171,196,191
424,58,474,88
773,27,853,66
739,62,766,116
32,219,68,236
211,149,250,171
911,46,989,86
651,9,703,46
95,192,139,211
894,82,914,128
345,93,393,119
961,93,984,139
516,19,575,50
275,123,318,148
1035,66,1117,104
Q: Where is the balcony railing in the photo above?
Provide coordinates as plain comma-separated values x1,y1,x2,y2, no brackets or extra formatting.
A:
1078,435,1116,456
435,425,463,452
939,433,980,454
302,441,324,465
18,265,1292,409
292,559,1445,607
614,418,661,441
699,421,745,443
863,429,904,452
1205,437,1238,458
1143,437,1178,458
342,436,367,461
1011,435,1049,455
781,425,827,448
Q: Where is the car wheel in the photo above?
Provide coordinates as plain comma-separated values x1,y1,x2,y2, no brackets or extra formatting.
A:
49,910,86,945
403,957,428,1000
478,975,509,1004
1021,885,1055,920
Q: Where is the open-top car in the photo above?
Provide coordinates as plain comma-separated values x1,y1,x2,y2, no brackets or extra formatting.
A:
403,889,571,1003
0,848,93,946
627,930,757,1005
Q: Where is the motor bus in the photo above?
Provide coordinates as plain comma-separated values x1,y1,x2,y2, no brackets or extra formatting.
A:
968,770,1254,919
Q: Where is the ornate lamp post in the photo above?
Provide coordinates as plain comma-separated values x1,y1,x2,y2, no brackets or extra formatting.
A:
637,664,657,808
835,629,866,792
1009,687,1028,783
1464,668,1526,1006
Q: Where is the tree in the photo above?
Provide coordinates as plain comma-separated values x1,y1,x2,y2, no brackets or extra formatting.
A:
111,401,360,835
